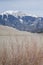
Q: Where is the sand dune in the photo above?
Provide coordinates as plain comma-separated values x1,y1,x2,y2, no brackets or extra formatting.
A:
0,25,43,65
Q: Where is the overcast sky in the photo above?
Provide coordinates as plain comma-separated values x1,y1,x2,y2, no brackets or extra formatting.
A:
0,0,43,16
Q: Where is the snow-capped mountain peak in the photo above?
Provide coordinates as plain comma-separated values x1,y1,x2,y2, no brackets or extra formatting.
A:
0,10,38,18
0,10,43,33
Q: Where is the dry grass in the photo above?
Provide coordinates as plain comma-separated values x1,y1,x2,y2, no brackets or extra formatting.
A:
0,25,43,65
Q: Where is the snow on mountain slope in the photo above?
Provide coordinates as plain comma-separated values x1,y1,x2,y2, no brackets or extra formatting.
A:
0,10,43,33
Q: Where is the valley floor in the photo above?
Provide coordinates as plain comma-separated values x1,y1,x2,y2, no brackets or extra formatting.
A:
0,25,43,65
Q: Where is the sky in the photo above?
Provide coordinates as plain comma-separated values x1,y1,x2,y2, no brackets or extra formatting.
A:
0,0,43,17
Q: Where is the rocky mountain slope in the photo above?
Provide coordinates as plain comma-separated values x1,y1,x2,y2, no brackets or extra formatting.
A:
0,11,43,33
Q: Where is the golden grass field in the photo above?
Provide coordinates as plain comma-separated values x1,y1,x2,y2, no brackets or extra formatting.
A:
0,25,43,65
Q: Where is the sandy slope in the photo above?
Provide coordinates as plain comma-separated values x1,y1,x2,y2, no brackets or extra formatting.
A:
0,25,43,65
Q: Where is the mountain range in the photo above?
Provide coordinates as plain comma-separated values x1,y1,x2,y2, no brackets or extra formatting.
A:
0,10,43,33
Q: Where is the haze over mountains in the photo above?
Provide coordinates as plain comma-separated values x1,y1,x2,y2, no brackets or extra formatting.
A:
0,10,43,33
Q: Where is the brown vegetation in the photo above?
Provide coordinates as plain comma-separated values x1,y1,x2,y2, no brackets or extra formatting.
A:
0,25,43,65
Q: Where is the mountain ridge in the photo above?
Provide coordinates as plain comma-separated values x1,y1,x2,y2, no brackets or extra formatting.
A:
0,10,43,33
